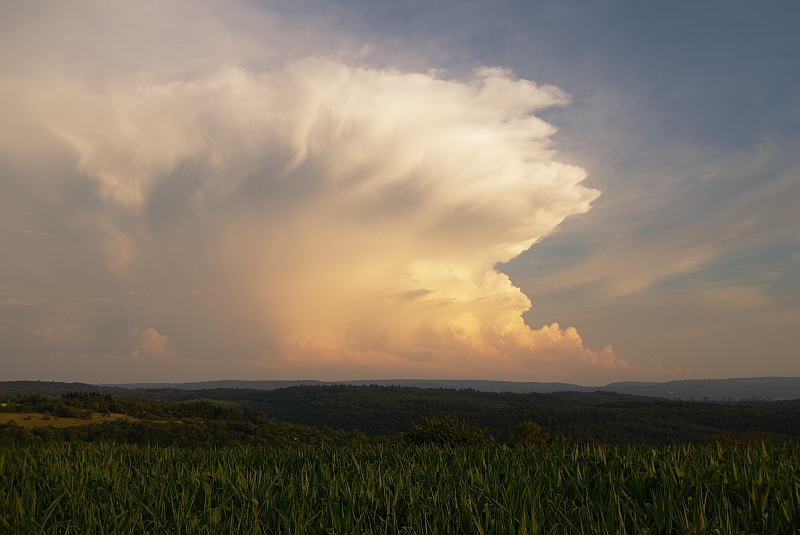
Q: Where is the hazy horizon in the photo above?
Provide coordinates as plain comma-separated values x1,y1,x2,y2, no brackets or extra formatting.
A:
6,376,800,402
1,1,798,384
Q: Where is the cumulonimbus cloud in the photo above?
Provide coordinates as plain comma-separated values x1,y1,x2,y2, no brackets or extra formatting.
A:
1,50,665,381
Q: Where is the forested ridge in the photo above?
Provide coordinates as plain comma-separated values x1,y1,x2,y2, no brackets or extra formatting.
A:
138,384,799,444
1,384,799,446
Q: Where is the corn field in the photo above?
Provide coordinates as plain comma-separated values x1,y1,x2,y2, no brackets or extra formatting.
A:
1,443,798,534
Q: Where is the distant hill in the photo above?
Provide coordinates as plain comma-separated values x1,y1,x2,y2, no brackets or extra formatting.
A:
4,376,800,401
109,377,800,401
3,380,799,445
113,379,595,394
605,377,800,401
0,380,124,398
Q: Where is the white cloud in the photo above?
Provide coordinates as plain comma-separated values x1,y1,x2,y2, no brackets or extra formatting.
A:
0,2,678,382
130,327,173,359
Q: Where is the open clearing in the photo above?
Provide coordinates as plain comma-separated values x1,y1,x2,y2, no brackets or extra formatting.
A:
0,412,136,428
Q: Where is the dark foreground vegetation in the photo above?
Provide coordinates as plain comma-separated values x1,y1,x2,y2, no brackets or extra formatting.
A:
2,442,799,534
1,386,799,533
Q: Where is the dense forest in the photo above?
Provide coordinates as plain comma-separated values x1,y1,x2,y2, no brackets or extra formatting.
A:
114,384,800,444
2,383,799,446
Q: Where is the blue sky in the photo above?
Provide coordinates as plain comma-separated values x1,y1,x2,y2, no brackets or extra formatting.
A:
338,0,800,377
0,1,798,383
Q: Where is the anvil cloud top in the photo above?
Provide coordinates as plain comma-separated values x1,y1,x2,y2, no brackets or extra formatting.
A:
1,1,798,383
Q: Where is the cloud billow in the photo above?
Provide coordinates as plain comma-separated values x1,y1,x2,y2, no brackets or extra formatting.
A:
1,41,641,380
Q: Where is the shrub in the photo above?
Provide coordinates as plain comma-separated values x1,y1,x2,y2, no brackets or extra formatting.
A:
713,430,771,446
510,421,550,447
404,415,492,446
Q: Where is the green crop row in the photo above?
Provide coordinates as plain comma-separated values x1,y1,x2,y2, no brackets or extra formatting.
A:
1,443,798,534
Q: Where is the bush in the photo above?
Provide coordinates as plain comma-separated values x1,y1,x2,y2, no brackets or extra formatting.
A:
404,416,493,446
510,421,550,447
713,430,771,446
0,421,42,446
54,405,79,418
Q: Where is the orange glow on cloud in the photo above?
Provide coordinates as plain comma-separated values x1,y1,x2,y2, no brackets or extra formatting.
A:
1,56,674,382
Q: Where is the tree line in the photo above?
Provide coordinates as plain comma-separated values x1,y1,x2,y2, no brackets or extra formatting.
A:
3,386,799,447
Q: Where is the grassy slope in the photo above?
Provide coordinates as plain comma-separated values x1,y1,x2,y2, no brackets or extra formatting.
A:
0,412,136,429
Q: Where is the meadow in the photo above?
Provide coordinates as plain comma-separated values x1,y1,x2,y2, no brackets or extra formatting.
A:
1,442,798,534
0,413,136,429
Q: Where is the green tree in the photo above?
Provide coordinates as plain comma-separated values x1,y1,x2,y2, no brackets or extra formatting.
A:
510,421,550,447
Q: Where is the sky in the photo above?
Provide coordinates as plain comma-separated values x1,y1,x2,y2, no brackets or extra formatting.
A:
0,1,798,385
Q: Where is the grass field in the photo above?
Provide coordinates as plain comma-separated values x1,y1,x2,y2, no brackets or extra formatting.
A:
1,442,798,534
0,412,135,429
